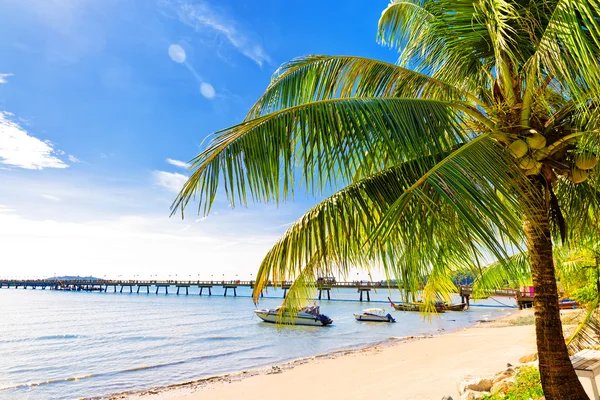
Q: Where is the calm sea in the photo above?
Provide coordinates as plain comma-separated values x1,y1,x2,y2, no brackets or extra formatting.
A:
0,286,515,399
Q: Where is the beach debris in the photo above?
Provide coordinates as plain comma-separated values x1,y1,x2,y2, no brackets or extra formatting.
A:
518,352,538,363
458,376,493,394
267,366,282,374
441,396,454,400
506,362,512,367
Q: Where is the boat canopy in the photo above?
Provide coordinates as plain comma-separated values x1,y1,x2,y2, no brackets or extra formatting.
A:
363,308,385,316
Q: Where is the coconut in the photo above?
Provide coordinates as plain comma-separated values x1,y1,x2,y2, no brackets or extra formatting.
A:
575,153,598,170
570,168,589,184
509,140,528,158
491,132,510,143
526,134,546,150
525,162,542,176
533,147,550,161
519,157,536,170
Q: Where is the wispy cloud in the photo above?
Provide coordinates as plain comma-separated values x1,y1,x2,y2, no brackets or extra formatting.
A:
165,0,270,67
41,194,61,202
0,73,13,84
166,158,190,169
68,155,81,163
152,170,187,193
0,111,68,170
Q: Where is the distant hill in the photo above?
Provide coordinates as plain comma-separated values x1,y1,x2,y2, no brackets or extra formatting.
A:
46,276,101,281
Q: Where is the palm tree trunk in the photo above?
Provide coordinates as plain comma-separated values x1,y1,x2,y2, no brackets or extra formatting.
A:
523,180,588,399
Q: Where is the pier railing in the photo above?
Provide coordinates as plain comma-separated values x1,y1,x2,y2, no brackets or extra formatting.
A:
0,279,521,303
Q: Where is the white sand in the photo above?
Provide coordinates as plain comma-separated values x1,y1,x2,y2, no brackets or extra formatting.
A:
127,319,537,400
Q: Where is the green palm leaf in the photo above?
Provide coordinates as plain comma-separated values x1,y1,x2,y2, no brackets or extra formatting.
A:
172,97,488,216
245,55,486,119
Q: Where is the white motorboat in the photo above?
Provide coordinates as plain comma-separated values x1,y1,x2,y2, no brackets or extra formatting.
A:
354,308,396,323
254,305,333,326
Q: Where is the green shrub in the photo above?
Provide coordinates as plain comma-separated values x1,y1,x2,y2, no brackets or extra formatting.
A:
484,366,544,400
572,283,598,305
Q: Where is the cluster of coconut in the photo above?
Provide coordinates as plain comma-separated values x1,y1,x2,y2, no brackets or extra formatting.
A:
506,129,547,176
501,129,598,183
571,153,598,183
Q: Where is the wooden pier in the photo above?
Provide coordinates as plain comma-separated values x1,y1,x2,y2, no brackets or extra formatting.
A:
0,279,524,304
0,279,397,301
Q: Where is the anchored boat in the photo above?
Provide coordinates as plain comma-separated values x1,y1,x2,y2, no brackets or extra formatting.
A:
354,308,396,322
388,297,447,313
387,297,467,312
441,302,468,312
254,305,333,326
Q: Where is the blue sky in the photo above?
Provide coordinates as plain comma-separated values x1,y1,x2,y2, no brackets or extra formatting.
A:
0,0,393,280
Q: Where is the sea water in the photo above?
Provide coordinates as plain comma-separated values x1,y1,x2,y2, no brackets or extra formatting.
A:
0,286,515,399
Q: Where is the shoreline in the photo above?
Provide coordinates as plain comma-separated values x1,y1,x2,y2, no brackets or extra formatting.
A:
101,334,437,400
102,309,526,400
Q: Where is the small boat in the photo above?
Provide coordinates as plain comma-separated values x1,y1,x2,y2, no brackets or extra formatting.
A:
354,308,396,322
254,304,333,326
388,297,446,313
559,299,579,309
441,302,468,312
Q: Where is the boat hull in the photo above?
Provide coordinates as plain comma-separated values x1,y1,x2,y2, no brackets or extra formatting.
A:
353,313,395,322
559,300,578,309
442,303,467,312
254,310,332,326
387,297,445,313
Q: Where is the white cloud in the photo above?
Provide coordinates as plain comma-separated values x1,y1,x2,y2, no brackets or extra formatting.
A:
166,158,190,169
152,170,187,193
68,154,81,163
167,0,270,67
0,205,15,213
168,44,186,63
0,211,280,280
0,111,68,170
200,82,216,99
0,73,13,84
41,194,61,201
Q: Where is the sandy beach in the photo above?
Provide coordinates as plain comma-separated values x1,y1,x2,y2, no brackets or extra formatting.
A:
114,310,550,400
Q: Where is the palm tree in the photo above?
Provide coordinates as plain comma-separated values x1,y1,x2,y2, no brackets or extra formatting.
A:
173,1,600,398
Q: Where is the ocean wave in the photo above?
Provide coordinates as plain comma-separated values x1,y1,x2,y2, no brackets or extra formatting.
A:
118,336,169,342
203,335,241,342
0,343,270,392
0,334,84,344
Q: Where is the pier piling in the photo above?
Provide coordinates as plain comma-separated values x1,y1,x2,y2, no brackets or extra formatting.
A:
358,287,371,302
318,287,331,300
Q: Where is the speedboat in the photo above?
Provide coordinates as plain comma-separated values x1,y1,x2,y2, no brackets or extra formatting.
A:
254,305,333,326
354,308,395,323
559,298,579,309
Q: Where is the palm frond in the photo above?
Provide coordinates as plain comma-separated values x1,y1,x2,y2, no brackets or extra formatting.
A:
251,137,528,308
173,98,487,216
245,55,486,119
568,295,600,355
377,1,494,93
526,0,600,105
471,251,532,298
